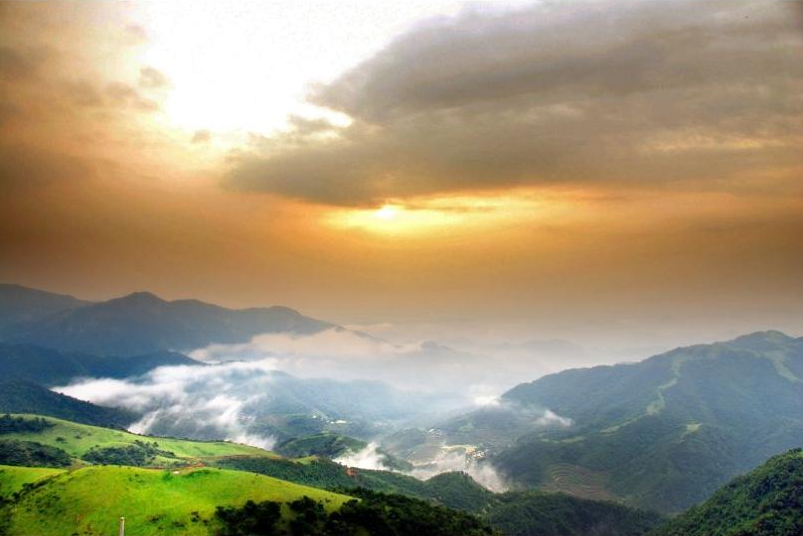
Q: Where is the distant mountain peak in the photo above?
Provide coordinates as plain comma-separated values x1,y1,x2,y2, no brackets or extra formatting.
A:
115,291,166,303
730,329,793,343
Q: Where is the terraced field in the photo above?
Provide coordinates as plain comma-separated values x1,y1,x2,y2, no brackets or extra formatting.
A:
538,463,617,502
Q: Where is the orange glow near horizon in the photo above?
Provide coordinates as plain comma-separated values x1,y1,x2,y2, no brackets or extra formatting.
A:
322,190,583,236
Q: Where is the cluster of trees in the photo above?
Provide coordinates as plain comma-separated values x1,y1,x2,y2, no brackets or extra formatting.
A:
487,491,663,536
214,490,497,536
0,439,71,467
82,440,175,466
652,448,803,536
0,415,53,434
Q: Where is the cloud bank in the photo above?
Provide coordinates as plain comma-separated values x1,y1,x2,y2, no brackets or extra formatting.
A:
228,1,803,205
189,327,588,395
54,360,281,448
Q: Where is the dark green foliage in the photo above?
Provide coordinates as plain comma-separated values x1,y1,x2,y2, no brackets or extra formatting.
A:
650,448,803,536
487,491,664,536
288,496,327,535
0,414,52,434
82,440,175,467
215,500,282,536
275,433,367,459
214,490,497,536
0,439,71,467
419,472,494,512
0,381,138,428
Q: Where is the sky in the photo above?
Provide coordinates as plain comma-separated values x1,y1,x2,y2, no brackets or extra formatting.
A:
1,1,801,351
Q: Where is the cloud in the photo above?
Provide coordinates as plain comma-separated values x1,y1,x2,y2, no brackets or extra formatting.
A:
0,143,95,192
192,129,211,143
124,24,148,45
139,66,169,89
227,1,803,205
189,327,579,395
410,449,508,492
337,440,509,492
54,360,281,449
0,45,47,81
51,355,465,449
334,442,391,471
534,409,572,428
105,82,159,111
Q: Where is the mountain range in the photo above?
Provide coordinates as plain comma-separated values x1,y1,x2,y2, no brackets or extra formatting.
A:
418,330,802,513
0,283,801,528
0,343,200,386
0,284,331,356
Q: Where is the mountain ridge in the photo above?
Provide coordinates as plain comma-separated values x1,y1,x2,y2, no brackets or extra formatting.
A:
1,284,334,356
491,330,803,513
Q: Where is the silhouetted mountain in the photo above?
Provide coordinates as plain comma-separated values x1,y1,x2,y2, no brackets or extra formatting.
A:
0,380,138,428
492,330,803,513
0,284,89,333
650,448,802,536
3,289,333,356
0,343,200,386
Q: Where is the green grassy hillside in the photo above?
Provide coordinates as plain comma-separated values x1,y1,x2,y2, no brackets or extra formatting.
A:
650,448,803,536
0,415,275,464
0,465,351,536
0,465,65,499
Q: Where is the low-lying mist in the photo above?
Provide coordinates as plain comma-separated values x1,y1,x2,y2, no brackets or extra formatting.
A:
53,327,582,492
188,327,594,398
54,358,461,446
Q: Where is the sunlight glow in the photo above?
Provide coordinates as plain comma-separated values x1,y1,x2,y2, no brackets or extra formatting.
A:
375,205,399,220
325,190,580,236
134,2,469,137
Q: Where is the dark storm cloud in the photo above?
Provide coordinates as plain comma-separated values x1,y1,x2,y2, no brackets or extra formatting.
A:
227,1,803,205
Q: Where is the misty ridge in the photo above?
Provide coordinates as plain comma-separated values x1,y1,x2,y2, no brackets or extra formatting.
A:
0,285,617,490
47,324,588,490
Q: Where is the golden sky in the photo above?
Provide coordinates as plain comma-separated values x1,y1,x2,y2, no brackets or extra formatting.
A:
1,1,801,346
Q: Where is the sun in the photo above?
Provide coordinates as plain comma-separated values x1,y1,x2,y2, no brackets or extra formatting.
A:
375,205,399,220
